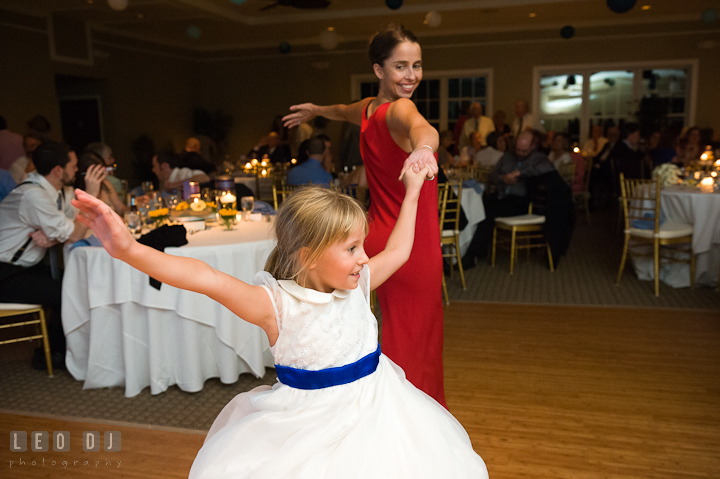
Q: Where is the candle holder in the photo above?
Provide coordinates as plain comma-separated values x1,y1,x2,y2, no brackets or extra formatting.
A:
218,191,237,230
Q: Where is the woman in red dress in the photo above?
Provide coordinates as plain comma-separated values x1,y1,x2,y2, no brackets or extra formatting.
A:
283,25,446,406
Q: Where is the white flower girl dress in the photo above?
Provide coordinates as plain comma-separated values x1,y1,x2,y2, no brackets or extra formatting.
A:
188,265,488,478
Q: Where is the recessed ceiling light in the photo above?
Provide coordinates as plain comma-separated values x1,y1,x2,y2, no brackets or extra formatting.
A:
641,4,651,10
328,27,335,31
529,13,537,18
87,0,93,4
138,13,143,18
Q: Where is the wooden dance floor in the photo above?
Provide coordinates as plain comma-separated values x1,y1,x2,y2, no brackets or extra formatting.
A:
2,302,718,478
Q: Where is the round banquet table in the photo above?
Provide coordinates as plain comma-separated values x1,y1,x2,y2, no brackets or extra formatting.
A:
62,219,277,397
632,186,720,288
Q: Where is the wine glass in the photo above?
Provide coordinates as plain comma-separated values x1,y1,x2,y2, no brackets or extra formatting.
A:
124,211,141,235
241,196,254,219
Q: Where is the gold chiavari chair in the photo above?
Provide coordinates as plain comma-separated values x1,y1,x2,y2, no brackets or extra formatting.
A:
272,181,309,210
438,181,466,304
0,303,53,377
616,173,695,296
492,193,554,275
573,156,593,225
336,185,370,209
557,161,576,188
474,165,494,184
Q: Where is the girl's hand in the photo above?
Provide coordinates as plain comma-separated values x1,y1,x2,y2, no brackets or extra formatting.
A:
84,164,107,198
399,146,438,181
402,165,429,195
283,103,318,128
72,188,135,260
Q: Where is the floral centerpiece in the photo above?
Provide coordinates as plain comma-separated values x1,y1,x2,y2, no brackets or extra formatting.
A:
176,201,189,211
218,207,238,230
651,163,681,187
148,207,169,226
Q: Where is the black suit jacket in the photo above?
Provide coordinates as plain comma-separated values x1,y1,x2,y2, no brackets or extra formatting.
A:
257,144,292,164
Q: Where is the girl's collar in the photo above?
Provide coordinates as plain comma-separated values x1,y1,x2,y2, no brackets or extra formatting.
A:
277,280,350,304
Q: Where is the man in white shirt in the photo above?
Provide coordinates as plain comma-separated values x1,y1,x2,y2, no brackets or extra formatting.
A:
152,150,209,193
511,99,545,138
0,141,103,370
459,102,495,151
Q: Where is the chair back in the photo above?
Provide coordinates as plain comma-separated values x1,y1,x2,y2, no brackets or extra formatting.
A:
438,181,463,233
272,181,305,210
335,185,370,208
475,165,494,183
558,161,576,187
619,173,661,233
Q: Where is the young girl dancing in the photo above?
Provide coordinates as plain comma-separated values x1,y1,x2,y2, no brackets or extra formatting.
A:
72,167,488,478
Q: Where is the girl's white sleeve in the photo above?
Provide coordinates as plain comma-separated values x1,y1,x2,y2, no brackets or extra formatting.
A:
253,271,283,332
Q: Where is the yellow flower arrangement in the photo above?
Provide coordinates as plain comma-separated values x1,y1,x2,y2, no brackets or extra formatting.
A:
176,201,189,211
218,208,238,230
148,208,169,217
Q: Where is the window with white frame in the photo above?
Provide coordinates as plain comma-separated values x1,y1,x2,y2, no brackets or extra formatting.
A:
533,61,696,144
352,69,493,133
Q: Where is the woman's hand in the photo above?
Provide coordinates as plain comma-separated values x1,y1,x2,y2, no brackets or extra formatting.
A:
83,164,107,198
399,146,438,181
283,103,319,129
72,188,135,260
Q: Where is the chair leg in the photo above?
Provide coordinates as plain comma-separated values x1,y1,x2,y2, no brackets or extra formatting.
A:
654,239,660,297
455,237,466,290
690,248,696,290
546,244,554,272
616,235,630,285
491,227,497,267
442,274,449,305
509,228,516,275
584,197,591,225
38,308,53,377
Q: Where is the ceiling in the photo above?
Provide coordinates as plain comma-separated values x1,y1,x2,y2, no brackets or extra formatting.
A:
1,0,718,52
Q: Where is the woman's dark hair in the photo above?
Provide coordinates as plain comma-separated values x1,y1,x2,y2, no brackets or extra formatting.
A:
33,141,72,175
368,24,418,66
74,151,105,192
155,150,179,169
486,131,501,150
620,122,641,140
179,151,216,175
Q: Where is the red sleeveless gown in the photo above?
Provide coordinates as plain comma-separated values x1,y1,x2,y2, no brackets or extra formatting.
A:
360,102,446,406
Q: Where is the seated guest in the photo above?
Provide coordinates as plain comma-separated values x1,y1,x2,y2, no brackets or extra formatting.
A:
649,127,680,168
286,137,333,186
679,126,702,165
459,102,495,151
179,151,216,175
0,115,24,171
0,169,15,203
493,110,512,137
0,141,104,370
458,131,482,166
437,130,455,167
476,131,506,167
152,150,209,193
253,131,292,165
581,125,608,159
75,151,129,214
461,131,554,269
610,122,644,179
316,133,334,174
84,142,124,195
548,132,572,170
9,131,43,184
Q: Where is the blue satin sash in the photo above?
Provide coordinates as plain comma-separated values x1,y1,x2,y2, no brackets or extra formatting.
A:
275,345,381,390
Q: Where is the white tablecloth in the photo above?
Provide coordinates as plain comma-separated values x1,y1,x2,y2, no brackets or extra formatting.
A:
458,184,486,256
632,186,720,288
62,220,277,397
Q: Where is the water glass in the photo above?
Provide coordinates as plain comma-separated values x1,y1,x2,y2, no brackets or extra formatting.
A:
166,194,179,211
241,196,255,214
124,211,141,234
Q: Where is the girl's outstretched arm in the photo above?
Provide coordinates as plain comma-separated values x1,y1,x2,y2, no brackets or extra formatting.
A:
72,189,279,343
367,167,427,291
282,98,373,128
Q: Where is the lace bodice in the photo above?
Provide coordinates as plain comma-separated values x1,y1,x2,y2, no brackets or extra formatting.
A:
255,265,378,370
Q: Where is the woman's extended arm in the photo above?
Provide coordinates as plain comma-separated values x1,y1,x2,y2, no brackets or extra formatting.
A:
367,166,427,290
385,98,439,180
71,189,278,342
283,98,373,128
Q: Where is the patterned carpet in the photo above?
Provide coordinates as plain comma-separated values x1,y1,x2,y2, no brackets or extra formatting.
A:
0,208,717,431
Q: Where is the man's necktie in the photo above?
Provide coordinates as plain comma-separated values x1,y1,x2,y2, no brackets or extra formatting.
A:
57,191,63,210
50,190,63,280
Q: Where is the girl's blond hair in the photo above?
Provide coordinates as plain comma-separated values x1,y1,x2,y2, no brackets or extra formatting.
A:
265,187,368,282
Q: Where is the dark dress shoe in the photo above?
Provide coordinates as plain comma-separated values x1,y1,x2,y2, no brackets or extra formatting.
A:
32,348,66,371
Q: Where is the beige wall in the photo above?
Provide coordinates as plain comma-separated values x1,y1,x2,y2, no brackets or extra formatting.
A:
2,15,718,185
